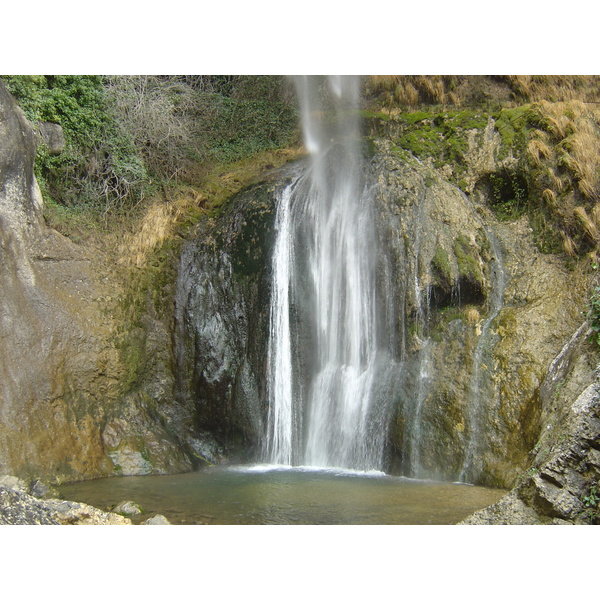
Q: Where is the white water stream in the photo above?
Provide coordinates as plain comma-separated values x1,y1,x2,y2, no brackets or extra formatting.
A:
265,76,391,471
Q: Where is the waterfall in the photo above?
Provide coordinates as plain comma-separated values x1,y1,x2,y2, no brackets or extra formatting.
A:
264,76,392,471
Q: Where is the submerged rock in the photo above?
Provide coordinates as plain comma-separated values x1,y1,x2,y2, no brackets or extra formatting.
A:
142,514,171,525
113,500,143,516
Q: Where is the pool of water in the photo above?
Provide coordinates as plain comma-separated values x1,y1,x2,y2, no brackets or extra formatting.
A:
58,465,506,525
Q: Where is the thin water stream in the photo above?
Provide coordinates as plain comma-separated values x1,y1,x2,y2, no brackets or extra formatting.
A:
58,467,505,525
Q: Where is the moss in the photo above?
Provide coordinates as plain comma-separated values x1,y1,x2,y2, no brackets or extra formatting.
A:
430,245,453,291
485,169,529,221
390,109,490,186
454,235,482,284
115,327,147,394
494,105,538,158
215,181,277,278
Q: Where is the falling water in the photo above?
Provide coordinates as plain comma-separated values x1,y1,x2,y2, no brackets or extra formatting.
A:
265,76,392,471
459,223,507,482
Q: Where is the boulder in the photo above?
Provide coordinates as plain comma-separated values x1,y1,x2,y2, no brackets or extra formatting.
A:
35,122,65,155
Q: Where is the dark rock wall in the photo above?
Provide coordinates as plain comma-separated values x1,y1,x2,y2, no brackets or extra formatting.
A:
174,172,297,459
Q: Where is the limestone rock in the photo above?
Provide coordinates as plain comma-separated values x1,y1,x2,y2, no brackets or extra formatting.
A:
0,475,28,493
0,486,60,525
43,499,132,525
0,483,131,525
0,81,199,484
102,393,196,476
460,350,600,524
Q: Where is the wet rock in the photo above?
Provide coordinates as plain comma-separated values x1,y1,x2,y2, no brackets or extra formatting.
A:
29,479,56,499
102,393,196,476
460,350,600,524
175,171,296,458
113,500,143,516
142,514,171,525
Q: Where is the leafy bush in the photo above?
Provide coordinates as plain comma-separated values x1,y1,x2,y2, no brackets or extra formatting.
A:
2,75,149,213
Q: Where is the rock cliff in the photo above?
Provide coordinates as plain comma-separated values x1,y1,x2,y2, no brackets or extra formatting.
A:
0,81,198,484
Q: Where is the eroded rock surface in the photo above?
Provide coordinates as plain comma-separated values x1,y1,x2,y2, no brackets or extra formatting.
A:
0,81,199,483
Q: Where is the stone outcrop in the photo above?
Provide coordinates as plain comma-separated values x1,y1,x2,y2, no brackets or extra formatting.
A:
461,326,600,524
174,169,298,458
0,477,173,524
0,478,131,524
1,79,597,524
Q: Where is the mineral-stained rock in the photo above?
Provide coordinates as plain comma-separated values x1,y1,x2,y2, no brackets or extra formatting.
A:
0,81,200,483
460,355,600,524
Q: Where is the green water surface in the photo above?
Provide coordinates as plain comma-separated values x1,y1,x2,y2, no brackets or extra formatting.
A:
58,465,505,525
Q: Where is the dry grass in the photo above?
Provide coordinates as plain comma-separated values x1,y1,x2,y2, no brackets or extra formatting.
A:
366,75,600,113
115,145,305,269
527,136,554,166
542,188,557,207
366,75,463,110
562,232,578,257
503,76,600,103
118,191,202,268
574,206,600,242
561,118,600,200
465,307,481,324
527,100,600,254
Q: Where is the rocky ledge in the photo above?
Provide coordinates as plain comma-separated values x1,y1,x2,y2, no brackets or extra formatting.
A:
460,362,600,524
0,476,170,525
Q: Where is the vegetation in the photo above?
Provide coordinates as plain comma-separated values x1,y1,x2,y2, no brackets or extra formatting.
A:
1,75,298,220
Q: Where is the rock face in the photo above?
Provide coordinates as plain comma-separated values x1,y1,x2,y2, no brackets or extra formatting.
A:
0,81,199,483
0,81,116,482
370,143,590,488
1,78,597,524
461,326,600,524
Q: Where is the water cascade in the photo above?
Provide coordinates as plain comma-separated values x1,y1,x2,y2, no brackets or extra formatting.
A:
264,76,394,471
